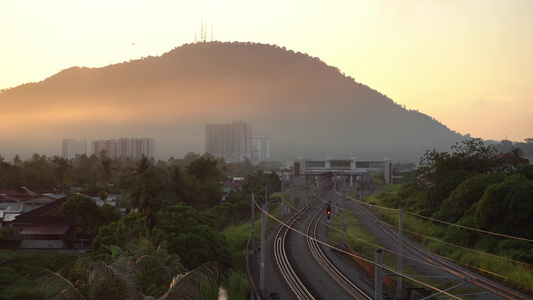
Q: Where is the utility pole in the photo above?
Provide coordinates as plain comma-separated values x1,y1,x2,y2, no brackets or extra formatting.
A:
360,174,365,202
395,205,403,300
281,170,284,218
290,177,294,210
251,192,255,252
260,186,268,298
331,184,334,214
375,248,383,300
341,188,345,248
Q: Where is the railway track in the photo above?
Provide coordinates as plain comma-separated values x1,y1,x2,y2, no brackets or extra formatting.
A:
307,197,372,299
345,194,530,300
273,188,372,299
273,190,316,299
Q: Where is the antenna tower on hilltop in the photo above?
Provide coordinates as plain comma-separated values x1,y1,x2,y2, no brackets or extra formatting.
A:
195,20,214,43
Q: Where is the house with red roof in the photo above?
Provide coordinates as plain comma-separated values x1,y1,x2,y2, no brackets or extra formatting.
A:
0,187,37,202
7,196,92,252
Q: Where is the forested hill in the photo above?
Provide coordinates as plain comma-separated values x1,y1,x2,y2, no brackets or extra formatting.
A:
0,42,465,161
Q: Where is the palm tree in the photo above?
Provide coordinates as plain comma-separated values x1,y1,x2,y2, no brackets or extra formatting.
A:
88,261,142,299
135,241,186,296
40,259,219,300
169,165,192,205
99,156,114,188
53,156,72,194
136,154,151,177
138,178,162,235
40,269,86,300
158,262,219,300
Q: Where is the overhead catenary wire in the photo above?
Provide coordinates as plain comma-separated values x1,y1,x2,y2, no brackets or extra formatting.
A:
251,191,462,299
330,195,531,298
330,181,533,294
337,193,533,294
343,193,533,268
344,190,533,244
253,174,530,298
404,210,533,244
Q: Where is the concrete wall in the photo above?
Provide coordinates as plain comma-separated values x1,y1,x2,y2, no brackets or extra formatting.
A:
21,240,65,249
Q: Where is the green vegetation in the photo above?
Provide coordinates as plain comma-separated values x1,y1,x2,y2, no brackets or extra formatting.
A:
371,139,533,295
2,138,531,297
0,250,80,299
60,194,121,237
0,151,283,299
329,207,377,259
223,223,253,272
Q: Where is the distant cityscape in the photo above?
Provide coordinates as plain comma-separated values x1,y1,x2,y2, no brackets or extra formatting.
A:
61,138,155,160
205,121,270,164
62,121,271,164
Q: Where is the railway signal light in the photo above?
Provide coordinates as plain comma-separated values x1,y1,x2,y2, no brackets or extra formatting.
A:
326,204,331,220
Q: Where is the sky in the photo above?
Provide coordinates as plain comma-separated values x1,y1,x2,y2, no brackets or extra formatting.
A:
1,0,532,144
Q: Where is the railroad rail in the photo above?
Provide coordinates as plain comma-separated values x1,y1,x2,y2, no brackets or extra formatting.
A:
345,194,530,300
307,197,372,299
273,190,316,299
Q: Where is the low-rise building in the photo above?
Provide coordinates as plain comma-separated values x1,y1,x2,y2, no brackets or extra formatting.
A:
9,196,92,252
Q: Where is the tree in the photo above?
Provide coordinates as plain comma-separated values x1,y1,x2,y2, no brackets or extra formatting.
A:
0,155,10,188
92,213,148,254
13,154,22,166
434,172,505,223
168,165,192,205
98,191,108,202
184,157,224,210
53,156,72,194
516,164,533,180
134,241,186,296
475,174,533,240
60,194,120,237
71,154,100,187
137,178,163,236
40,254,219,300
136,154,151,179
159,262,219,300
97,154,114,188
182,152,201,167
155,204,231,270
242,170,280,196
494,147,529,172
22,153,55,193
418,139,497,187
413,138,498,215
185,157,224,182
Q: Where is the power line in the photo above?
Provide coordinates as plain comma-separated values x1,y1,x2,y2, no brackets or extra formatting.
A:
250,192,461,299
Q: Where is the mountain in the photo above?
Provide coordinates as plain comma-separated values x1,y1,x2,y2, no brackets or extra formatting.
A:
0,41,464,162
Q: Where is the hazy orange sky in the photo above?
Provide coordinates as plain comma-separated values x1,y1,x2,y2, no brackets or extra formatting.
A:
1,0,532,143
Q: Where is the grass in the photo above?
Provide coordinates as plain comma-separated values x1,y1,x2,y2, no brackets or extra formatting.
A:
222,190,287,273
368,187,533,296
326,207,431,289
223,223,254,272
0,276,42,300
324,206,499,297
0,250,81,300
229,185,533,296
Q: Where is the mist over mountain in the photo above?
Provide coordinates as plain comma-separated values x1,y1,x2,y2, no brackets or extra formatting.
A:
0,41,465,162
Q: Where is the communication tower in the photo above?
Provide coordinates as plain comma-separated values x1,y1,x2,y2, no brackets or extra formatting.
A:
195,20,214,43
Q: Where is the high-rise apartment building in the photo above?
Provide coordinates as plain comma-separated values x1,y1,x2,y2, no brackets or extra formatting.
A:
205,122,252,163
62,139,87,159
252,136,270,164
90,138,155,159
